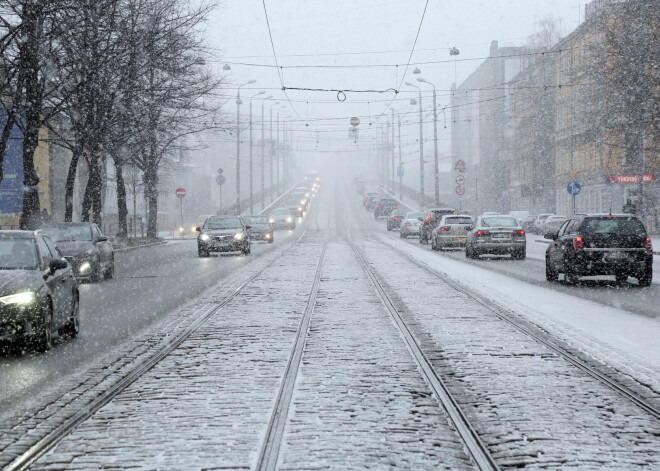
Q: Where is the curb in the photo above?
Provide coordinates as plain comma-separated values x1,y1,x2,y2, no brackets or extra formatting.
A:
113,240,168,252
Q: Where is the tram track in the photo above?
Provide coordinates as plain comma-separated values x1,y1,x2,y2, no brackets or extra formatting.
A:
4,199,322,471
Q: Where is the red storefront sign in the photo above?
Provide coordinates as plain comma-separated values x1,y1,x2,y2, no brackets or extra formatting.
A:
609,174,656,184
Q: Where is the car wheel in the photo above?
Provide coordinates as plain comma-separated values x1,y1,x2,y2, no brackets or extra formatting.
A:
400,231,404,238
91,260,102,282
565,270,579,285
431,237,437,251
638,265,652,287
36,301,53,352
64,295,80,338
615,272,628,284
104,257,114,279
514,248,526,260
545,259,558,282
198,248,210,257
465,246,471,258
268,238,274,243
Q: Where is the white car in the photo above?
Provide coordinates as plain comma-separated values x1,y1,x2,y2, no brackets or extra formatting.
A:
399,212,426,238
542,215,568,234
431,215,474,250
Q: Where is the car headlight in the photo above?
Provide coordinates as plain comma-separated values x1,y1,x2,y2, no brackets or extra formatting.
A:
0,291,37,305
234,233,244,241
200,234,210,241
79,261,92,273
298,207,302,212
286,217,293,223
268,218,275,223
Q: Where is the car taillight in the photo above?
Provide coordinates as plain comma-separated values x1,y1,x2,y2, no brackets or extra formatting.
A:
376,205,380,208
476,230,490,236
440,226,450,232
646,237,652,251
573,237,584,250
405,223,411,226
392,217,399,220
513,230,525,236
394,205,399,209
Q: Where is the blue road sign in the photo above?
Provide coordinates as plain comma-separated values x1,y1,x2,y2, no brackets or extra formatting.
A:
567,181,582,196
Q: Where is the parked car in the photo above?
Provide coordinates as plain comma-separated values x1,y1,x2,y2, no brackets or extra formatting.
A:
268,208,296,230
0,230,79,351
420,208,456,244
196,216,251,257
542,215,568,234
534,213,554,234
41,222,114,282
431,215,474,251
545,214,653,285
374,198,399,219
399,212,426,238
386,208,406,231
242,215,274,243
465,215,526,259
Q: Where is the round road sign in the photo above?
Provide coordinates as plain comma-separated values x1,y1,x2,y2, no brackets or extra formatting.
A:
456,175,465,185
175,188,186,198
455,185,465,196
215,175,226,185
350,117,360,127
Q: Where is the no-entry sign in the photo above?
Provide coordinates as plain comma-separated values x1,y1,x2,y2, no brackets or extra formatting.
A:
175,188,186,198
350,117,360,126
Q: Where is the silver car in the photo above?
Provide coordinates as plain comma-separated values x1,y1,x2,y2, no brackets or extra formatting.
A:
542,215,568,235
465,215,526,259
431,215,474,250
399,212,426,238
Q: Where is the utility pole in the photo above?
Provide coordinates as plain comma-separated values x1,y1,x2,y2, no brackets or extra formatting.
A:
236,90,241,213
398,112,402,200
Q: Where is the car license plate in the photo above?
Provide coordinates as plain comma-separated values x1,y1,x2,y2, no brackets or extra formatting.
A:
455,237,466,242
492,233,508,238
604,251,628,260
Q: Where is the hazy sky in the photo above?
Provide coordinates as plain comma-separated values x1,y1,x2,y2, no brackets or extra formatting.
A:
201,0,584,170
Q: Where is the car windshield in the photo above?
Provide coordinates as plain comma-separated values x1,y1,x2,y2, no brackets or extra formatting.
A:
0,239,39,270
444,217,473,224
243,216,268,225
204,218,242,230
482,217,517,227
406,212,426,220
581,217,646,236
42,225,92,242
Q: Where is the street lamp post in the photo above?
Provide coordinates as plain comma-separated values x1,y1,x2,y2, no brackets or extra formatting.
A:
269,102,280,202
261,95,272,210
418,77,439,206
236,80,256,213
249,90,265,213
406,82,424,206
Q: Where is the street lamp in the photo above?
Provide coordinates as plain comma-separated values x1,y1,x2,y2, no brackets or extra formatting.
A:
236,80,256,213
268,101,281,202
261,95,272,210
418,77,440,206
276,106,287,195
406,81,424,206
249,90,265,213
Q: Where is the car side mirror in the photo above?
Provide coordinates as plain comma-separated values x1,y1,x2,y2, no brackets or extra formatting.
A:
544,232,558,240
245,225,252,230
44,258,68,279
97,236,109,242
196,227,201,232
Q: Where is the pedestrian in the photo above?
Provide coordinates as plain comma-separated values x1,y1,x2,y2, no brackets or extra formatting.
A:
41,208,52,224
622,199,637,215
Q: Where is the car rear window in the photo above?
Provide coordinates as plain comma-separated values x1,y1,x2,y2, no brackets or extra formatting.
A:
482,217,517,227
581,217,646,236
445,217,473,224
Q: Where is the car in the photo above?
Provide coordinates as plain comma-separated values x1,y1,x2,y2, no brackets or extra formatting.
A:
0,230,79,351
268,208,296,230
362,191,378,206
542,215,568,234
534,213,554,234
465,215,526,259
41,222,115,282
509,210,530,224
285,199,305,217
431,215,474,251
544,214,653,286
399,212,426,238
520,215,537,233
365,195,380,211
374,198,399,219
386,208,407,231
196,216,251,257
242,215,274,243
420,208,456,244
481,211,499,217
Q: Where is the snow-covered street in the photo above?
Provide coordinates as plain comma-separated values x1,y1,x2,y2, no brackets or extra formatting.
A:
2,186,659,470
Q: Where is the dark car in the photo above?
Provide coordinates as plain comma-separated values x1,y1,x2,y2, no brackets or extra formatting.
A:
420,208,456,244
242,215,274,243
365,195,380,211
0,231,79,351
196,216,251,257
386,208,406,231
545,214,653,286
374,198,399,219
41,222,114,282
465,215,526,259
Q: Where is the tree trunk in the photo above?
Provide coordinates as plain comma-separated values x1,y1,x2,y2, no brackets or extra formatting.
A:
64,144,83,221
0,108,17,186
143,166,158,238
114,159,128,239
20,116,41,230
81,172,93,222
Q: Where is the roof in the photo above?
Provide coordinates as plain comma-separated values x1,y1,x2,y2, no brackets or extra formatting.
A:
0,230,38,239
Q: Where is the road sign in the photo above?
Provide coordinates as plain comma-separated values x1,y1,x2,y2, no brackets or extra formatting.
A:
570,171,578,179
215,175,226,185
456,175,465,185
454,159,466,173
217,168,224,174
175,188,186,198
455,185,465,196
350,117,360,127
567,181,581,196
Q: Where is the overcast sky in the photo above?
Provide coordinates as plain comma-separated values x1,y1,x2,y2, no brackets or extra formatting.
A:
201,0,584,170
